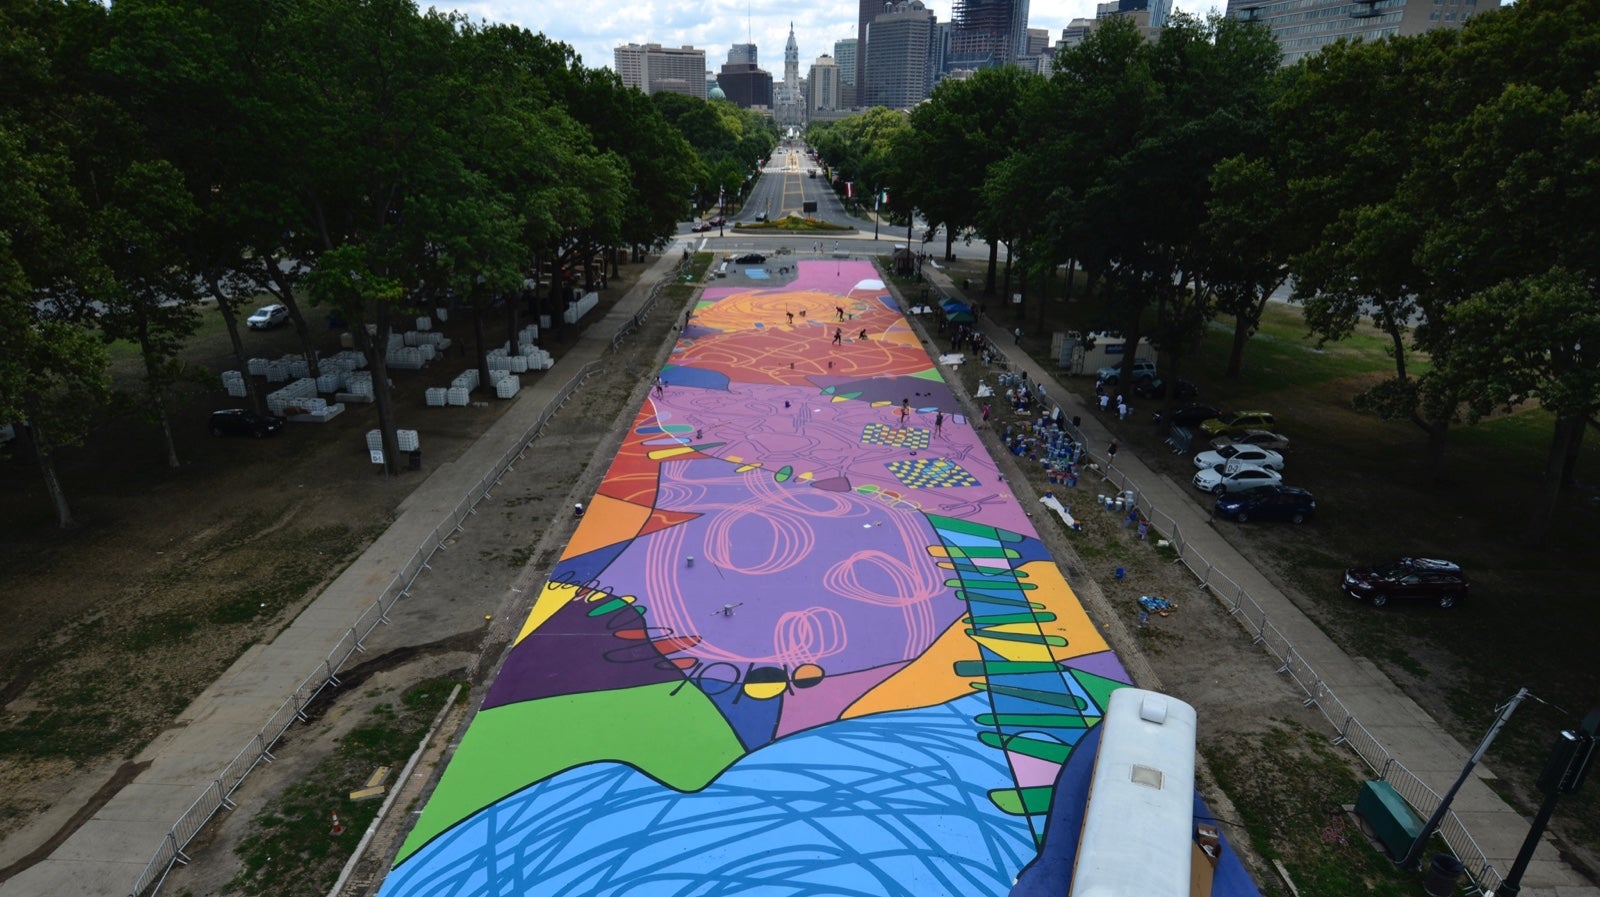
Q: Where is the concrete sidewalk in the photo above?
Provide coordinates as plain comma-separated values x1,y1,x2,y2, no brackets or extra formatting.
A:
922,266,1596,897
0,251,686,897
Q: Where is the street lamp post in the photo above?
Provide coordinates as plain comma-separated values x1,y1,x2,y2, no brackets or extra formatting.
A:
718,183,724,238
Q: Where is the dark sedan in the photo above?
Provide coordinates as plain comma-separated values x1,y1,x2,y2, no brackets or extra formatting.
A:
1165,403,1223,429
209,409,285,438
1213,485,1315,524
1342,558,1468,609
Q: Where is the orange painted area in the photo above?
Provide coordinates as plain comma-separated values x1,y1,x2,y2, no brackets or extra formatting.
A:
559,494,652,561
841,615,975,719
1020,560,1110,662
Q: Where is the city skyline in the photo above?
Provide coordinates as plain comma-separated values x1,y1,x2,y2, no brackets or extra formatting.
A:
443,0,1219,80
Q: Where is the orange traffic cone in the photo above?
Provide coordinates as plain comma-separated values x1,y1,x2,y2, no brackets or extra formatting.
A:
330,810,345,836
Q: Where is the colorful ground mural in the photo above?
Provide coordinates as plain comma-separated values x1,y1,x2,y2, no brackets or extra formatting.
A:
378,261,1259,897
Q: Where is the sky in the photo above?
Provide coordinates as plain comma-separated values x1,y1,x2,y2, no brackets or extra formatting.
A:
438,0,1221,77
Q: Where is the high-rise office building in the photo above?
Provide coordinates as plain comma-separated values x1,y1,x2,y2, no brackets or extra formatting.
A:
866,0,938,110
718,62,774,108
808,55,841,112
834,38,858,85
728,43,757,66
614,43,709,98
1227,0,1487,64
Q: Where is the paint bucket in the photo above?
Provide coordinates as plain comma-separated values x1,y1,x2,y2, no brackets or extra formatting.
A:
686,556,695,568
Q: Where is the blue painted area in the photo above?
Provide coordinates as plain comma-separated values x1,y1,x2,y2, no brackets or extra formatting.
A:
660,365,731,392
745,268,770,279
379,695,1037,897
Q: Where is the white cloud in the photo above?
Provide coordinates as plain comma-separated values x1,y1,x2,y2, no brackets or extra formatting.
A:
434,0,1224,78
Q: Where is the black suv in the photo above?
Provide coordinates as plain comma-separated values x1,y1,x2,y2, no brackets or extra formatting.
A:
1342,558,1468,609
209,408,285,438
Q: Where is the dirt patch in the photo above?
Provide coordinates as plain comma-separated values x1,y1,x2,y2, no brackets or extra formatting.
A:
0,260,670,872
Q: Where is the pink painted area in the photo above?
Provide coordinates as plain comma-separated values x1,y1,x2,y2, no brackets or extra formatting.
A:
1008,749,1065,790
773,662,908,738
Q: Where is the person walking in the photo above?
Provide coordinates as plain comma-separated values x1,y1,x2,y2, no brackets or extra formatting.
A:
1013,326,1022,345
934,411,945,435
1107,439,1119,465
858,329,868,341
786,311,794,325
654,376,665,397
832,327,843,346
897,400,910,429
981,403,992,426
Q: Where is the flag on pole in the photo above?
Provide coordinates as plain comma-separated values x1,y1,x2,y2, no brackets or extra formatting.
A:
846,181,853,199
881,190,889,206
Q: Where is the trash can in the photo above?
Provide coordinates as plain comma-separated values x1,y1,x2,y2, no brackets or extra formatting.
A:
1423,853,1464,897
408,449,422,471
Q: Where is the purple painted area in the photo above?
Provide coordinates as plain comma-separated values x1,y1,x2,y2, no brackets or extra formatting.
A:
595,459,961,677
773,662,908,738
1066,651,1132,685
481,598,685,710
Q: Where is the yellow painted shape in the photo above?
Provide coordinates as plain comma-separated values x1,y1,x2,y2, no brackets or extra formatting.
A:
736,463,762,473
726,455,743,462
870,400,891,407
831,396,853,403
798,471,814,480
1015,559,1110,661
514,581,590,646
646,446,697,461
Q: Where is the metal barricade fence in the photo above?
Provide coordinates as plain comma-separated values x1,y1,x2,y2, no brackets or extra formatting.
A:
132,357,610,897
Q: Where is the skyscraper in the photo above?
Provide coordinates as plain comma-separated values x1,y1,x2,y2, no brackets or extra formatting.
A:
808,55,841,112
728,43,757,66
947,0,1031,69
866,0,938,110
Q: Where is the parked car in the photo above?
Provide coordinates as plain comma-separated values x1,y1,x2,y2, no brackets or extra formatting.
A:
1192,462,1282,494
1095,358,1157,385
1213,485,1315,524
1210,429,1290,452
691,221,712,232
246,304,289,330
1199,410,1277,437
733,252,766,264
1193,444,1285,471
708,215,727,226
1133,377,1197,400
1342,558,1468,609
209,408,285,438
1166,403,1223,429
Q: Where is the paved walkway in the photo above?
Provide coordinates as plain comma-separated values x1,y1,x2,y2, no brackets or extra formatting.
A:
920,263,1597,897
0,251,686,897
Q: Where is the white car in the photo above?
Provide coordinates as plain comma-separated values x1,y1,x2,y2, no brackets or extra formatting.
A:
1193,462,1283,495
247,304,289,330
1193,445,1285,472
1210,429,1290,452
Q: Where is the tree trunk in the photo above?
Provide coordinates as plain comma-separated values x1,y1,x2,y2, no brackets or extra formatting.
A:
1528,413,1581,544
944,231,955,262
139,332,181,470
20,417,74,528
1063,258,1076,302
266,262,320,378
210,274,262,412
354,311,402,477
473,296,491,392
1002,245,1014,314
1226,311,1252,379
1560,418,1586,488
985,240,998,296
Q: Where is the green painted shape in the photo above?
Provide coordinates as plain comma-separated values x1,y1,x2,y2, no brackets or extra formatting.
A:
911,368,944,382
945,578,1035,592
855,484,880,494
822,385,837,394
989,785,1055,815
928,515,999,539
965,612,1058,626
978,730,1073,764
586,597,633,617
775,465,793,482
953,660,1068,676
941,546,1020,559
972,682,1087,709
953,591,1044,609
1070,669,1131,716
965,629,1067,646
839,391,862,400
975,713,1093,729
946,561,1029,578
393,681,743,866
